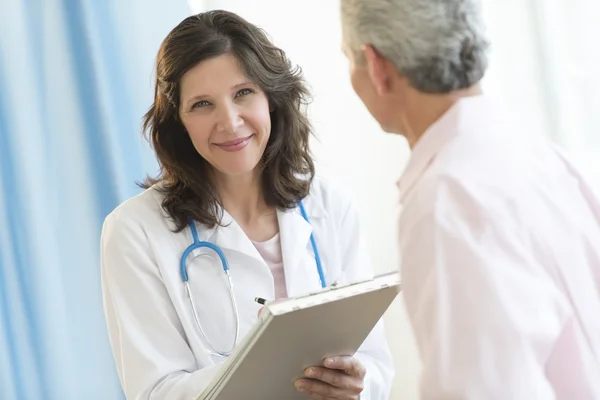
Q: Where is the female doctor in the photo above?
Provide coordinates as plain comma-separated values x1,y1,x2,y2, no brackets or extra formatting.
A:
100,10,393,400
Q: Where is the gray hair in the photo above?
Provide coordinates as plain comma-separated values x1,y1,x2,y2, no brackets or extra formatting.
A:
341,0,489,93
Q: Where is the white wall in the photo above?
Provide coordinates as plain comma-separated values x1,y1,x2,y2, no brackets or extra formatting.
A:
188,0,570,398
481,0,600,176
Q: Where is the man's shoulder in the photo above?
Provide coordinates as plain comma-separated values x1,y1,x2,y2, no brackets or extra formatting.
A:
405,132,538,217
400,166,512,233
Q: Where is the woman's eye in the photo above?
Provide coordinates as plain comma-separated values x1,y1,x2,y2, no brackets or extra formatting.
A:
235,88,254,97
191,100,211,109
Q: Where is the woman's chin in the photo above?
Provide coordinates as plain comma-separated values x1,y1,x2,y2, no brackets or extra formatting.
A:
213,162,261,179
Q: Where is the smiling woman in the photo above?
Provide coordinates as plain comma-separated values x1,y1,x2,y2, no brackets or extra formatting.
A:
141,11,315,231
99,9,394,400
178,56,272,179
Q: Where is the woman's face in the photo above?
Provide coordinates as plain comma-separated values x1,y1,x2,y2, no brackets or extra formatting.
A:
179,53,272,178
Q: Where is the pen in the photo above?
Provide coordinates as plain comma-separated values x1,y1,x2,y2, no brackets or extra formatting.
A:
254,297,268,305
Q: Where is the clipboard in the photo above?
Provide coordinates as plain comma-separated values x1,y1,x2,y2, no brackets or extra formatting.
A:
196,271,401,400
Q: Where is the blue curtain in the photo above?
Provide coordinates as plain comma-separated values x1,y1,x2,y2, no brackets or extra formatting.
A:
0,1,189,398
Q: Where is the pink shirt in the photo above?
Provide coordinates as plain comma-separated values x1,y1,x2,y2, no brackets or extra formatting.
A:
398,95,600,399
252,233,288,299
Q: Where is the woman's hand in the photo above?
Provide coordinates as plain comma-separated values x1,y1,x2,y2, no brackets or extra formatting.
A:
257,304,366,398
294,356,366,399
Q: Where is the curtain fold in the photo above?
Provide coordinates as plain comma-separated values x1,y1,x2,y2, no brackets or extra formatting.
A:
0,1,189,398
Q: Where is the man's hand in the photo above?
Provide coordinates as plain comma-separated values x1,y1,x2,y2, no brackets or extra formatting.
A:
294,356,366,399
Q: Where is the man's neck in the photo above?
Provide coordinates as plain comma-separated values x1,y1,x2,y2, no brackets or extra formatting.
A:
214,169,271,225
398,85,483,148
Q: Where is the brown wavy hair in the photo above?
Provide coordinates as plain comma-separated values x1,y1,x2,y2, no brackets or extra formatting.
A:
141,10,315,232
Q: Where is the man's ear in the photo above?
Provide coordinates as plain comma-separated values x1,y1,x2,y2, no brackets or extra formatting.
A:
363,44,390,97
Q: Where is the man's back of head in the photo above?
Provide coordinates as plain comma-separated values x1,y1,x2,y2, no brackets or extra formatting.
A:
340,0,489,144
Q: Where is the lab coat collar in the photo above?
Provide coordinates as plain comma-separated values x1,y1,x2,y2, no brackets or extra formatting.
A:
184,194,329,296
277,200,328,296
207,211,263,263
397,94,494,204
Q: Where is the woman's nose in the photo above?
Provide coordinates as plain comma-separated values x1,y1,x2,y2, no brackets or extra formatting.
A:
216,103,243,134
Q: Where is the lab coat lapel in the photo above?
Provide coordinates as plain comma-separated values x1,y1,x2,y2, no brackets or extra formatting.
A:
278,201,327,296
189,209,274,327
215,211,264,262
193,210,266,266
189,202,329,297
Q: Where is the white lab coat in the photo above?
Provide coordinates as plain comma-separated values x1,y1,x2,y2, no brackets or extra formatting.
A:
397,95,600,399
100,176,394,400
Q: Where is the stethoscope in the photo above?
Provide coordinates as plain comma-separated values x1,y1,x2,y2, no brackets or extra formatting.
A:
180,200,326,357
